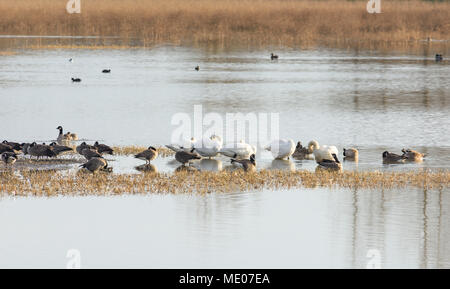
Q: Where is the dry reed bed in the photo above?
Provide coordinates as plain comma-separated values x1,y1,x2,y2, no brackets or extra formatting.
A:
0,0,448,49
1,169,448,196
112,146,174,157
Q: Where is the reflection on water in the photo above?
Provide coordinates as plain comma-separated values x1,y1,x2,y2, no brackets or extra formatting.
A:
0,187,448,268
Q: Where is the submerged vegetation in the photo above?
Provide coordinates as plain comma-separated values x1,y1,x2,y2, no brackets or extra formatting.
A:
1,169,448,196
0,0,449,50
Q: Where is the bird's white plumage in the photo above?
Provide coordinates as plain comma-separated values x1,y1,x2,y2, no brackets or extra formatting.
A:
264,139,295,160
220,140,256,159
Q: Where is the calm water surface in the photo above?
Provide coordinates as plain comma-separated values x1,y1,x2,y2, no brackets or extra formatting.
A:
0,47,449,268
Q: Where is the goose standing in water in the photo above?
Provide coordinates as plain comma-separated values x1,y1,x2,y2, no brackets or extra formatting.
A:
264,139,295,160
343,148,359,161
135,146,158,164
1,152,17,167
401,148,425,162
382,151,406,164
80,157,108,174
231,154,256,172
193,135,223,158
94,141,114,155
175,148,201,166
219,140,256,159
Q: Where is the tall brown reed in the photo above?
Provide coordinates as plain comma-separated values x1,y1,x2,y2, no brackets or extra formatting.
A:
0,0,448,49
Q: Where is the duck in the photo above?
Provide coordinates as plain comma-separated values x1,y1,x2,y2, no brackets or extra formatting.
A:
435,54,443,62
76,142,96,155
1,152,17,166
308,140,339,163
49,142,73,156
270,53,279,60
71,78,81,82
219,140,256,159
175,148,202,165
69,58,73,63
231,154,256,172
264,139,295,160
2,140,22,151
166,137,197,153
195,66,199,71
28,142,56,159
292,141,314,160
94,141,114,155
343,148,359,161
134,146,158,164
56,126,72,144
401,148,425,162
79,157,108,174
102,69,111,73
317,153,342,170
81,148,102,161
193,135,223,158
382,151,406,164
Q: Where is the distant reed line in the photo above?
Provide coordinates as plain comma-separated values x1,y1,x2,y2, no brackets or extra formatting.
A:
1,170,448,196
0,0,449,49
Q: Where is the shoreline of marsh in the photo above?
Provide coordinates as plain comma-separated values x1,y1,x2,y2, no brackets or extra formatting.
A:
0,0,448,52
1,169,448,196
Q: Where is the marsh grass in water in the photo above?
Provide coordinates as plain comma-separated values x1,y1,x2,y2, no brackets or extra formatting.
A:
0,0,449,50
1,169,448,196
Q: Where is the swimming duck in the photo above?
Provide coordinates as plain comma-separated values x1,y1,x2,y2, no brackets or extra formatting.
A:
382,151,406,164
135,146,158,164
79,157,108,174
102,69,111,73
71,78,81,82
343,148,359,161
195,66,199,71
271,53,279,60
1,152,17,166
401,148,425,162
231,154,256,172
264,139,295,160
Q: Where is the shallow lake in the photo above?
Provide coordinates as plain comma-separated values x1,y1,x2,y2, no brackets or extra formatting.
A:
0,46,449,268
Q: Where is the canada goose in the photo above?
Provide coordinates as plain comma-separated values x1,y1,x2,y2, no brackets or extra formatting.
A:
195,66,199,71
28,142,56,159
2,140,22,151
317,153,342,170
270,53,279,60
81,148,102,160
166,137,197,153
102,69,111,73
0,143,14,154
94,141,114,155
382,151,406,164
343,148,359,161
292,141,314,160
401,148,425,162
219,140,256,159
435,54,443,62
71,78,81,82
264,139,295,160
21,143,31,155
76,142,95,155
193,135,223,158
79,157,108,174
135,164,158,173
1,152,17,166
308,140,339,163
134,146,158,164
175,148,201,165
231,154,256,172
49,142,73,156
56,126,72,144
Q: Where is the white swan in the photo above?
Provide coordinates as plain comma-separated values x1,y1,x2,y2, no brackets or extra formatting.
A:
309,140,339,163
193,135,223,158
219,140,256,159
166,137,196,153
264,139,295,160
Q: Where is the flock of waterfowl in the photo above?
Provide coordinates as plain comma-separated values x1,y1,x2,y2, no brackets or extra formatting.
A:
0,124,426,175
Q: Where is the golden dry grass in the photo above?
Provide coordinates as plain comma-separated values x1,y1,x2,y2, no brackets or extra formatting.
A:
112,146,174,157
0,0,448,49
1,169,448,196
